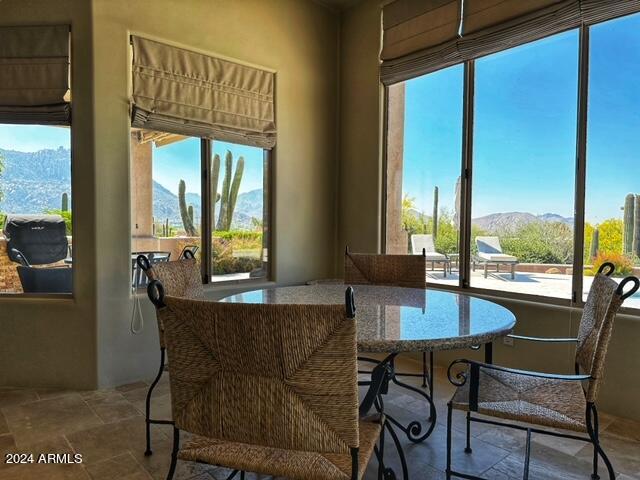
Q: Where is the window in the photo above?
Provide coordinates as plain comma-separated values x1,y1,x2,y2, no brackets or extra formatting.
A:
583,13,640,309
130,131,271,287
386,65,463,286
471,30,579,299
0,125,72,294
385,11,640,311
210,142,269,282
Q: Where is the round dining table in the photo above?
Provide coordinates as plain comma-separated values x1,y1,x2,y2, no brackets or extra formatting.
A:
220,284,516,479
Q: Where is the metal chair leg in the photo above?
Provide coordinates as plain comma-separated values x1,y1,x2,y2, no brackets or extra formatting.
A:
587,404,614,480
145,347,166,456
446,402,453,480
465,411,472,453
166,426,179,480
421,352,427,388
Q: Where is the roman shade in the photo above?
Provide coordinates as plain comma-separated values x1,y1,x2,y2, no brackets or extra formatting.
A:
130,36,276,149
381,0,640,85
0,25,70,124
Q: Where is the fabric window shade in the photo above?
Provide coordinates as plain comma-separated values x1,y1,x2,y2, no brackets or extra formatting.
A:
380,0,640,85
381,0,462,61
130,36,276,149
0,25,70,125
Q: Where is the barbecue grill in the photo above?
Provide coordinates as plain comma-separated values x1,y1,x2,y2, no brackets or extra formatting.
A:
3,214,72,293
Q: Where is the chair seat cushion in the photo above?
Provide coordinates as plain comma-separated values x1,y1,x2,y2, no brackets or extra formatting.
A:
451,367,587,432
478,253,517,263
178,417,382,480
424,253,447,261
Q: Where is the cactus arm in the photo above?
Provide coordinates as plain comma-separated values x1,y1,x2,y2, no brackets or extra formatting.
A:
61,192,69,212
211,153,220,232
226,156,245,230
623,193,635,255
216,151,232,231
178,179,197,236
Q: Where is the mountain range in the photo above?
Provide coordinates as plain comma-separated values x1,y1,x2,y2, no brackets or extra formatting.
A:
472,212,574,233
0,147,263,230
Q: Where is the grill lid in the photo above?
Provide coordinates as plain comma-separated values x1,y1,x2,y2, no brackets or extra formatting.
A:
3,214,69,265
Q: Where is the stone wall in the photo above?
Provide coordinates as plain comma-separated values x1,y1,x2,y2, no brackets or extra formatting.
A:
0,238,22,293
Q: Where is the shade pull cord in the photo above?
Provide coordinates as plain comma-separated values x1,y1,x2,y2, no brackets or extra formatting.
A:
131,286,144,334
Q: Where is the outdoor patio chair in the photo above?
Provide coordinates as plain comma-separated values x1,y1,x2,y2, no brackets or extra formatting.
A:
17,265,72,293
146,281,393,480
473,236,518,279
132,251,171,289
136,250,202,456
411,234,449,277
178,245,199,259
445,262,640,480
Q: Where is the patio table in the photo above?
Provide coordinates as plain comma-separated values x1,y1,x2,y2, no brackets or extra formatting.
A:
220,284,516,476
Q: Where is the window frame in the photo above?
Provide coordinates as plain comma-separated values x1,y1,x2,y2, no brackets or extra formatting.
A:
382,18,640,315
198,138,273,286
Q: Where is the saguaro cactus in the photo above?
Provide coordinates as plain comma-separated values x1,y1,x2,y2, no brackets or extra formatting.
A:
216,152,232,231
227,156,245,229
634,195,640,259
178,179,198,237
590,227,599,261
623,193,635,255
216,151,245,231
211,154,221,231
432,186,439,240
188,205,194,224
61,192,69,212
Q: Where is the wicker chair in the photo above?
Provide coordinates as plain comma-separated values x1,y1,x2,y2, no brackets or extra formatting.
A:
137,250,203,456
344,247,434,391
146,281,391,480
445,262,640,480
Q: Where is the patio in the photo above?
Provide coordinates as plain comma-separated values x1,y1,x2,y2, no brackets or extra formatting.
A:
429,269,640,310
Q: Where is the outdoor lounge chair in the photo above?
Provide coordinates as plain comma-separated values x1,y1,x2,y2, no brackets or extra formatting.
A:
137,250,202,457
473,236,518,279
146,281,392,480
411,234,449,277
445,262,640,480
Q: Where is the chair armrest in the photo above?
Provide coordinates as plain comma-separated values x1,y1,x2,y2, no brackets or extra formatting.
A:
359,361,392,418
507,334,578,344
447,359,590,412
447,358,591,386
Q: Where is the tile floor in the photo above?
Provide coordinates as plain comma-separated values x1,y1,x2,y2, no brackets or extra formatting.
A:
0,358,638,480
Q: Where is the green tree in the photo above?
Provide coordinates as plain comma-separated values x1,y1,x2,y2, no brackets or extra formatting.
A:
598,218,623,254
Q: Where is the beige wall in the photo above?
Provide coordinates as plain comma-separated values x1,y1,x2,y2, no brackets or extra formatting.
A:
338,0,640,420
337,0,383,272
92,0,340,386
0,0,339,389
0,0,97,389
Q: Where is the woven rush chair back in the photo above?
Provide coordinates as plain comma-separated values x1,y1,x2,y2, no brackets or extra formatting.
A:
160,294,360,454
138,251,203,348
344,247,426,288
576,263,639,402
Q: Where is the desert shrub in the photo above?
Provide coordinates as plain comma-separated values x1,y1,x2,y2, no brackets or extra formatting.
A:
44,209,72,235
212,234,262,275
0,213,5,231
586,252,634,277
214,230,262,242
500,221,573,264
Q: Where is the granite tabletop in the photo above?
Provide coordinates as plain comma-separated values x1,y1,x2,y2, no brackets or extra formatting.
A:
220,284,516,353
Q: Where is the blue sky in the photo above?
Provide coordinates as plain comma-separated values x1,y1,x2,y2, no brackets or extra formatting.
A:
0,125,70,151
152,139,264,198
403,12,640,224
